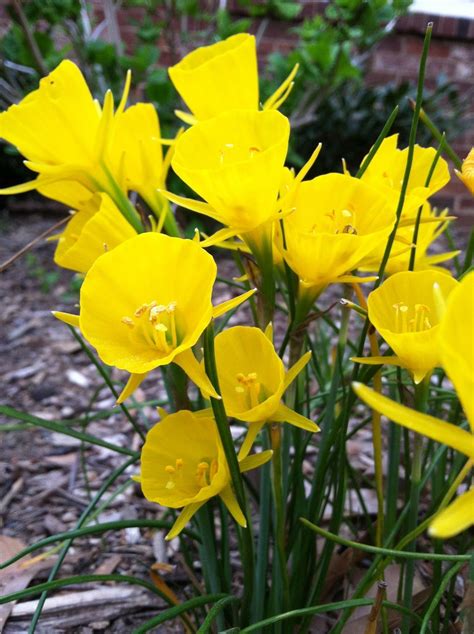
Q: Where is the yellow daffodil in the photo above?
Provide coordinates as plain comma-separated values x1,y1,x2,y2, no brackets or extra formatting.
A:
139,409,273,539
0,60,172,232
162,109,290,247
53,233,255,402
439,271,474,429
360,134,450,212
168,33,297,124
210,326,319,457
455,148,474,195
353,270,458,383
361,204,459,275
353,270,474,538
276,173,395,305
53,193,137,273
110,102,174,230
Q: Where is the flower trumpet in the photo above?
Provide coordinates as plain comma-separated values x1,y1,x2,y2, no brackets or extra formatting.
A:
210,325,320,457
53,233,255,402
139,409,273,539
353,270,459,383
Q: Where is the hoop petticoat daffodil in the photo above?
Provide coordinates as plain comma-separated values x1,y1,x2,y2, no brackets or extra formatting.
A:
455,148,474,195
353,271,474,538
168,33,298,124
53,193,137,274
0,60,131,208
353,270,459,384
53,233,255,403
138,409,273,539
209,325,319,458
276,173,395,302
161,109,290,246
360,134,450,212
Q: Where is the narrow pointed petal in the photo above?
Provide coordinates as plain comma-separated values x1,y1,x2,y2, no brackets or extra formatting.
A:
158,189,224,223
350,355,403,367
338,274,379,284
283,350,311,391
174,110,198,126
263,63,299,110
199,227,240,248
212,288,256,319
117,69,132,115
174,349,220,399
117,372,149,404
269,80,295,111
220,485,246,527
0,178,46,195
166,501,205,540
353,382,474,459
264,322,273,342
239,449,273,472
273,403,320,433
429,488,474,538
52,311,80,328
157,406,169,419
294,142,322,185
424,251,460,266
238,421,266,460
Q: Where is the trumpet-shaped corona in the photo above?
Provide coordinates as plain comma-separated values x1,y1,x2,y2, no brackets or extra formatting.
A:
164,109,290,242
455,148,474,195
139,410,272,539
360,134,450,212
357,270,459,383
276,173,396,293
53,233,255,402
54,193,137,273
211,326,319,456
168,33,297,123
353,272,474,538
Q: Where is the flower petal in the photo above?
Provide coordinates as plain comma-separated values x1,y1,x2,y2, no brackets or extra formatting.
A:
283,350,311,391
273,403,320,433
165,501,205,540
238,421,266,460
52,311,80,328
353,382,474,459
212,288,256,319
239,449,273,472
117,372,149,404
173,349,220,399
220,485,246,527
429,487,474,538
350,355,403,367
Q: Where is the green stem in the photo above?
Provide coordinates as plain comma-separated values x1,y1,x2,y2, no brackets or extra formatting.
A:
374,23,433,287
203,323,254,625
417,106,463,169
356,105,399,178
196,505,225,631
270,424,290,613
402,376,430,631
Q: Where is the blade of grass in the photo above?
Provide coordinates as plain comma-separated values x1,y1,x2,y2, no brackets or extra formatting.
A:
0,405,135,457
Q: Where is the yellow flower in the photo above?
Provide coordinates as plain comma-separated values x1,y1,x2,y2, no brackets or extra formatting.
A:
361,204,459,275
110,102,172,227
360,134,450,211
168,33,297,123
212,326,319,456
53,193,137,273
455,148,474,195
139,409,272,539
276,173,395,295
354,270,458,383
0,61,170,231
163,109,290,245
53,233,255,402
0,60,124,207
439,271,474,429
353,272,474,537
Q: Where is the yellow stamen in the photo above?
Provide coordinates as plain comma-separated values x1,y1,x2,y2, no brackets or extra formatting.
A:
121,317,134,328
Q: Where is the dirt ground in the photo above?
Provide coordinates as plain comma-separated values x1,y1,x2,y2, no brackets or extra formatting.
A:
1,207,471,633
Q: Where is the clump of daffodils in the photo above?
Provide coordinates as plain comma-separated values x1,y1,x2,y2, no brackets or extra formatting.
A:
1,30,472,631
